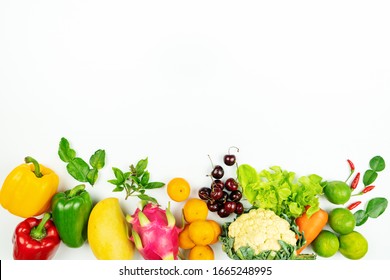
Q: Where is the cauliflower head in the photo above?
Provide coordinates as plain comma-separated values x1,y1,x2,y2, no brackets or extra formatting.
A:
228,208,297,254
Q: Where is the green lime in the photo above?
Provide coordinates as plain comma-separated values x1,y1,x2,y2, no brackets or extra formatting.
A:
339,231,368,260
328,208,356,234
323,181,351,205
311,230,339,258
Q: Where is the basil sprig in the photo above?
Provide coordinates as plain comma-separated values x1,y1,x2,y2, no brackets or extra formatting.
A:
108,157,165,203
58,137,106,186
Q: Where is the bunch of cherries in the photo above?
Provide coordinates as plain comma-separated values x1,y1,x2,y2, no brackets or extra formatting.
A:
198,147,244,218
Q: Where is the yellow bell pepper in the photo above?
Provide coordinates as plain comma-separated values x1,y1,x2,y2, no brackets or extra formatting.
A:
0,156,59,218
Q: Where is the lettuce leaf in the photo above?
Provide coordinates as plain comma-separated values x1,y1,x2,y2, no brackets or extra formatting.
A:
237,164,323,218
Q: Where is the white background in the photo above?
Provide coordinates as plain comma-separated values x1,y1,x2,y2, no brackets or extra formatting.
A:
1,0,390,262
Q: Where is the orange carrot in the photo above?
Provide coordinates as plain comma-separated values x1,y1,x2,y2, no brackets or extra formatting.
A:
295,208,328,255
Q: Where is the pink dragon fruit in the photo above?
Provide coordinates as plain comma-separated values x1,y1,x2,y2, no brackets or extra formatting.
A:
127,202,182,260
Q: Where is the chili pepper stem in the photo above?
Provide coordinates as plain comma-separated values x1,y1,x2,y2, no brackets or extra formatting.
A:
345,159,355,182
351,193,363,197
25,156,43,178
344,170,354,183
30,213,51,240
352,185,375,196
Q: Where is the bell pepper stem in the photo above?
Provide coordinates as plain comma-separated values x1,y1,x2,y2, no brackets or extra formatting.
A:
68,184,86,198
25,156,43,178
30,213,51,240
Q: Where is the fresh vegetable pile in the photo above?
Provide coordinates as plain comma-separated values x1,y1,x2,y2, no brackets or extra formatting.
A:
0,139,388,260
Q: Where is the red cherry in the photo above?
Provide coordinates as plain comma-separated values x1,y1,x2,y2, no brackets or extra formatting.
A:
235,202,244,215
224,201,237,214
211,165,224,179
225,178,239,191
224,154,236,166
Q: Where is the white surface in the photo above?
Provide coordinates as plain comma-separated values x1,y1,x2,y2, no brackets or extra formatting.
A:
1,0,390,260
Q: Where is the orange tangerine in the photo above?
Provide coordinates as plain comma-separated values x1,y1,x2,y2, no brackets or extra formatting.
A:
167,177,191,202
188,245,214,260
183,198,208,223
179,224,196,249
188,220,214,245
207,220,221,244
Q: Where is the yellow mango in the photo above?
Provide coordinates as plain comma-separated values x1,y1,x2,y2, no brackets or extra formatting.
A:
88,197,134,260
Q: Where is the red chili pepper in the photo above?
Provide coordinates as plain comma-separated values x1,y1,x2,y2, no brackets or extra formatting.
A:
362,185,375,193
350,172,360,189
347,201,361,210
347,159,355,172
13,213,60,260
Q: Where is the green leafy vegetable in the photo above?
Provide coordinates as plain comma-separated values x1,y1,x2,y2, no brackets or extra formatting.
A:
354,197,388,226
108,157,165,203
58,137,105,186
237,164,323,218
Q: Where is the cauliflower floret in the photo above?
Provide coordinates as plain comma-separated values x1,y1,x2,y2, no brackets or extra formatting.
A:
228,208,297,254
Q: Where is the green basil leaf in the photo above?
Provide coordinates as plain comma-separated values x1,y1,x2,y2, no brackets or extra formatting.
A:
363,169,378,186
66,157,90,182
145,182,165,189
369,156,386,172
136,158,148,176
108,179,120,185
90,149,106,170
129,175,141,185
87,168,98,185
123,172,131,180
112,186,124,192
354,210,369,226
112,167,125,184
366,197,388,218
141,171,150,185
137,194,157,204
58,137,76,163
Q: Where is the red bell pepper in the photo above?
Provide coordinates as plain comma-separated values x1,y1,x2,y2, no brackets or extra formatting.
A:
13,212,61,260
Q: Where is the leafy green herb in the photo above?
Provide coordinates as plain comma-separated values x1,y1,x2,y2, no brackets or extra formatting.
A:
58,137,106,186
108,157,165,203
363,155,385,186
354,197,388,226
237,164,323,219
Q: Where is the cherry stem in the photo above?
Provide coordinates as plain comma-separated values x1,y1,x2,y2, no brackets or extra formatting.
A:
207,154,215,168
228,146,240,155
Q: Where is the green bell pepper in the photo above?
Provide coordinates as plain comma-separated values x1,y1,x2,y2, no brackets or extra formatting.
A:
51,184,93,248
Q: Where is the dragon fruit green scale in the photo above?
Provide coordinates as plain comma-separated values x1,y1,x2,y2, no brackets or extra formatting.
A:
127,202,181,260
